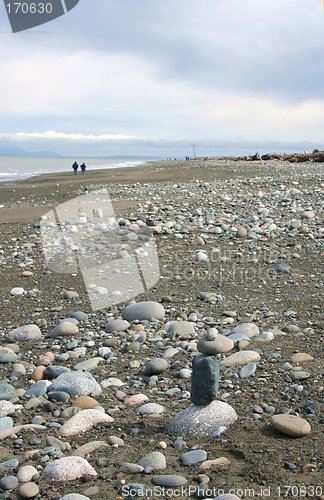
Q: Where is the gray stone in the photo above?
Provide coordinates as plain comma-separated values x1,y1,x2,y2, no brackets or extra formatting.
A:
0,353,18,363
181,449,207,465
48,391,71,403
152,475,188,487
0,459,19,471
7,324,42,342
44,365,70,379
0,475,19,490
122,301,165,321
231,323,259,338
25,381,50,397
70,311,89,321
50,371,102,397
190,355,219,405
138,403,165,415
167,321,195,339
277,263,291,273
169,400,238,437
144,358,168,375
0,417,14,431
215,495,242,500
138,451,166,470
291,371,310,381
197,335,234,354
50,322,79,338
44,457,97,481
105,319,130,333
228,333,251,343
73,358,103,371
239,363,257,378
0,383,17,401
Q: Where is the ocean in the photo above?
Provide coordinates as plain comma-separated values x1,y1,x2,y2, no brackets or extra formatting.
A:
0,156,157,183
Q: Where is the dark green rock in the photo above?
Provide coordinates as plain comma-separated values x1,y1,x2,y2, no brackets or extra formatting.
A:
190,355,219,405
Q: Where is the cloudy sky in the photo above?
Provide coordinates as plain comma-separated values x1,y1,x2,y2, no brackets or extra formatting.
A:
1,0,324,157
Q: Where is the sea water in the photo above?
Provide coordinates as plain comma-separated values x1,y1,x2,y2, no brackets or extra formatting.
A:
0,156,156,182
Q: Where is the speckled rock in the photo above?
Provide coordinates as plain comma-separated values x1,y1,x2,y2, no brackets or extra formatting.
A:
43,457,97,481
50,371,102,397
138,451,166,470
169,401,238,437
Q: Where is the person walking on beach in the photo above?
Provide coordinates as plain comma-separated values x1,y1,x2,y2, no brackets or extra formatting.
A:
72,161,79,175
80,162,86,174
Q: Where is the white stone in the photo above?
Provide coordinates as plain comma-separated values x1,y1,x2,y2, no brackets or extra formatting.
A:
60,409,114,436
220,350,261,366
44,457,97,481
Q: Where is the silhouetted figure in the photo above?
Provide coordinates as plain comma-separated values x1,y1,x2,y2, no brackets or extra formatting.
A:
72,161,79,175
80,163,86,174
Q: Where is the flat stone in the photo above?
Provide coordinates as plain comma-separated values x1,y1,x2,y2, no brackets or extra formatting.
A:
138,403,165,415
100,377,124,388
181,449,207,465
138,451,166,470
214,495,242,500
290,353,314,363
190,355,219,405
25,381,51,397
200,457,231,469
50,371,102,397
169,401,238,437
291,371,310,381
60,496,90,500
220,350,261,366
231,323,260,338
197,335,234,354
48,391,71,403
44,457,97,481
7,324,42,342
121,301,165,321
151,475,187,487
18,482,39,498
167,321,195,339
124,394,149,407
61,409,114,436
73,358,103,371
144,358,168,375
71,441,108,457
105,319,130,332
270,414,311,437
239,363,257,378
70,311,89,321
50,322,79,338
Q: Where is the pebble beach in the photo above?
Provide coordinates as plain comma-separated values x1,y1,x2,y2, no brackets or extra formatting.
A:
0,159,323,499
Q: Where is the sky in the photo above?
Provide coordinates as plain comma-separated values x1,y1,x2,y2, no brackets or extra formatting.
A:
1,0,324,157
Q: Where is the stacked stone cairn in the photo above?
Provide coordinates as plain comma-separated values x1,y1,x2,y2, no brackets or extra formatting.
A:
169,330,238,437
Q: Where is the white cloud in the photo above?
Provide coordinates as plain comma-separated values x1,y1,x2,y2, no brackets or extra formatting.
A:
14,131,146,141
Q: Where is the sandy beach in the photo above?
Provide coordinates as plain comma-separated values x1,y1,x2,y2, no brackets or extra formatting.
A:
0,159,323,499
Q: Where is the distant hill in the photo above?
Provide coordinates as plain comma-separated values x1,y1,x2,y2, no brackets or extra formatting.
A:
0,146,61,157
